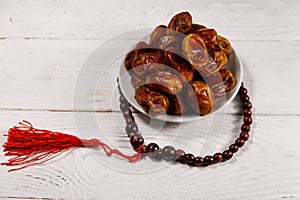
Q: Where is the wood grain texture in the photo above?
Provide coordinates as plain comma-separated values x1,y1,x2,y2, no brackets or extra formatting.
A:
0,39,299,114
0,111,299,199
1,0,299,199
1,0,300,41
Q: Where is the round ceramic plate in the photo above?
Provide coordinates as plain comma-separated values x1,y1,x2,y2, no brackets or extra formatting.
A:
118,47,243,123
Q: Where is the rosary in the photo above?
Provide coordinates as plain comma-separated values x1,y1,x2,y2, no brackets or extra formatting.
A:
1,82,252,172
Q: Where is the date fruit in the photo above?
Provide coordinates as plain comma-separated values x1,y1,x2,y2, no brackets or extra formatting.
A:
188,81,215,115
167,12,193,35
135,86,169,115
132,52,165,77
206,68,236,97
146,71,183,95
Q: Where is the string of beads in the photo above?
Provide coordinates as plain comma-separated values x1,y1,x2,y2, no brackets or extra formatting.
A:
118,83,252,167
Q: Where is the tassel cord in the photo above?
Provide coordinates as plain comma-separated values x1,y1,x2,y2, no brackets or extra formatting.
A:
2,120,141,172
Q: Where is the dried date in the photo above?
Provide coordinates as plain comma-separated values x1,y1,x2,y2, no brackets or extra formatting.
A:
188,81,215,115
206,68,236,97
132,52,165,77
149,25,167,47
167,12,193,35
165,49,194,82
146,71,183,95
135,86,169,115
216,35,232,58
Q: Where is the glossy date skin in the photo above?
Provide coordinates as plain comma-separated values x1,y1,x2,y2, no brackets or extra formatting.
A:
132,52,165,77
190,23,207,33
165,48,194,82
146,71,183,95
216,35,232,58
193,28,218,49
208,48,228,70
134,86,169,115
157,36,181,50
167,12,193,35
182,33,219,77
206,68,236,97
168,93,190,115
124,50,136,71
188,81,215,115
150,25,167,47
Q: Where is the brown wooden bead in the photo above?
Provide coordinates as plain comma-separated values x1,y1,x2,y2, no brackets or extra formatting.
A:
229,144,239,153
203,155,214,166
130,134,144,149
243,108,252,116
244,116,252,125
241,124,250,132
240,131,249,141
122,110,131,119
184,153,195,165
146,143,159,157
176,149,185,163
240,94,250,102
235,138,245,147
126,122,138,135
193,156,204,166
119,95,128,104
162,146,176,161
120,103,129,111
125,117,134,124
213,153,223,163
238,87,247,95
222,150,233,161
243,101,252,109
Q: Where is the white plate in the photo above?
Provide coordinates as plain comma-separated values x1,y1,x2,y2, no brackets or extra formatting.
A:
118,47,243,123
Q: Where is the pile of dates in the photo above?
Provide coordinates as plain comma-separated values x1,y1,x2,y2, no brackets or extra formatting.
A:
124,12,236,116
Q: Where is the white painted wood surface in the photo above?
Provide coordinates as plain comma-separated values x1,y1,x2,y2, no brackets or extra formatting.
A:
0,0,299,199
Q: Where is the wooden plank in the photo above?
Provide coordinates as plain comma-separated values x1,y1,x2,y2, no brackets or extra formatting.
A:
0,111,299,199
0,39,299,114
0,0,300,41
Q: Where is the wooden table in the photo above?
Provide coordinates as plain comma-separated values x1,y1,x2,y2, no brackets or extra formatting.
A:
1,0,299,199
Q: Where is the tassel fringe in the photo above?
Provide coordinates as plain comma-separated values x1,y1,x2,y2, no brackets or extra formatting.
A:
1,121,141,172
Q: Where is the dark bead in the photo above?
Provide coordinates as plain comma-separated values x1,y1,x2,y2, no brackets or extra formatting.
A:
125,117,134,124
146,143,159,157
120,103,129,111
126,122,138,135
229,144,239,153
222,150,233,161
244,116,252,125
238,87,247,95
240,94,249,102
203,155,214,166
235,138,245,147
122,110,131,119
243,101,252,109
130,134,144,149
184,153,195,165
243,108,252,116
176,149,185,163
119,95,128,104
240,131,249,141
241,124,250,132
213,153,223,163
162,146,176,161
193,156,204,166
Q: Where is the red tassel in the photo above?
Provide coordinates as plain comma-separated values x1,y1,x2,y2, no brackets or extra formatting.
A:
1,121,141,172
